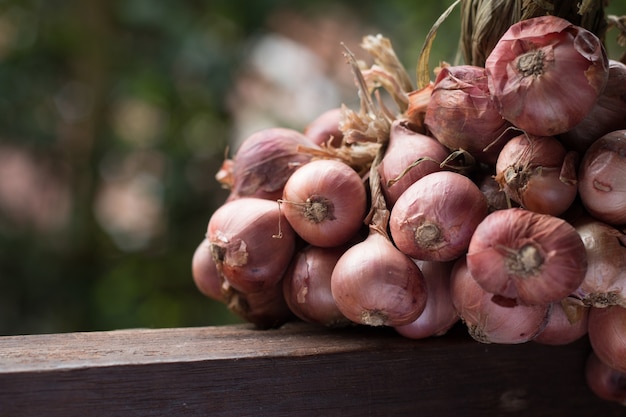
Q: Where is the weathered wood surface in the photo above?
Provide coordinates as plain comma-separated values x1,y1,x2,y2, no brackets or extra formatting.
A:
0,321,623,417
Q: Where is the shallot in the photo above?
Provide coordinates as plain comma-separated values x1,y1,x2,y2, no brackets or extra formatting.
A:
394,260,459,339
485,15,609,136
206,197,296,294
191,237,224,302
585,351,626,405
424,64,513,164
280,158,367,248
578,130,626,225
303,107,344,148
330,230,427,327
217,127,317,201
533,298,589,346
222,280,294,329
466,208,587,306
495,134,578,216
572,216,626,308
282,244,351,328
560,60,626,154
378,119,449,208
390,171,488,262
588,305,626,374
450,256,550,344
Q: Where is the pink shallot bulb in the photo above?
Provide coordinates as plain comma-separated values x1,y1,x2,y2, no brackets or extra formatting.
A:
533,298,589,346
578,129,626,226
466,208,587,306
450,256,550,344
282,244,351,328
206,197,296,294
585,351,626,405
394,260,459,339
424,64,514,164
485,15,609,136
495,134,578,216
390,171,488,262
378,119,449,208
331,231,428,327
191,237,224,302
217,127,318,201
572,216,626,308
303,107,344,148
280,159,367,248
588,305,626,374
560,60,626,154
222,279,294,329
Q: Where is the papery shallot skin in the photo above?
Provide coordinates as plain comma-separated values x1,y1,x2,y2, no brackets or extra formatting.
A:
219,127,317,201
476,170,512,212
424,64,513,164
533,298,589,346
450,256,550,344
588,305,626,374
303,107,344,148
222,279,294,330
485,15,608,137
578,130,626,226
572,216,626,308
495,134,578,216
330,231,428,327
206,197,296,294
466,208,587,306
378,119,449,208
281,158,367,248
560,60,626,154
585,351,626,404
282,244,351,328
192,238,225,302
390,171,488,262
394,260,459,339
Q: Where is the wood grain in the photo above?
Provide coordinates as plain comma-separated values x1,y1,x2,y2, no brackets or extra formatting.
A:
0,321,623,416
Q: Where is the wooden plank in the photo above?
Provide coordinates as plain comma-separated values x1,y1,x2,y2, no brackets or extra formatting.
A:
0,321,623,417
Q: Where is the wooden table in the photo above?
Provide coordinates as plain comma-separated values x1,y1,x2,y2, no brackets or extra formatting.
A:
0,321,623,416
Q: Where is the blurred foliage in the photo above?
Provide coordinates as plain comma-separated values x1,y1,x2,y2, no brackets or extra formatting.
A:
0,0,623,335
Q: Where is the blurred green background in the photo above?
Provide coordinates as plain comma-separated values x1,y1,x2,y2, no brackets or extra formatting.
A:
0,1,624,335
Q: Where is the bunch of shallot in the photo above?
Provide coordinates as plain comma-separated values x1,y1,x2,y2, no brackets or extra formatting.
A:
192,12,626,407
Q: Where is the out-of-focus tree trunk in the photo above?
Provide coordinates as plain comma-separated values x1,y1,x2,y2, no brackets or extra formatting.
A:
58,0,114,329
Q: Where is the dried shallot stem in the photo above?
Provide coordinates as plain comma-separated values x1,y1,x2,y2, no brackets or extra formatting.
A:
340,43,392,145
360,34,413,112
366,145,390,236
